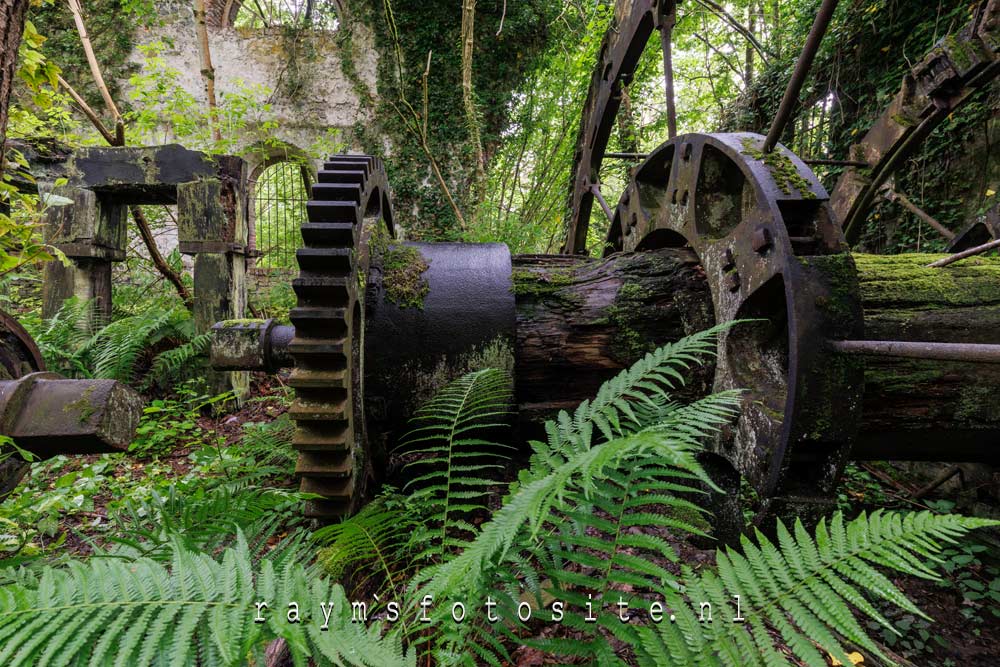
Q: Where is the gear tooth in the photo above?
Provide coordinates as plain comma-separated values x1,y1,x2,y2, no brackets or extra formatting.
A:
296,247,352,272
288,397,348,421
322,162,371,176
296,451,353,477
291,276,353,305
303,489,354,518
292,428,350,452
312,183,362,204
318,170,366,185
306,202,358,224
290,154,388,519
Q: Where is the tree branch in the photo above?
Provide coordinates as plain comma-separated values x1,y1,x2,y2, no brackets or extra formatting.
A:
66,0,121,123
130,206,193,307
692,0,771,64
57,75,116,144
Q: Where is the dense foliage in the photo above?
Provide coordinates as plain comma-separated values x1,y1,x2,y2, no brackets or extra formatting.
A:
0,1,997,664
1,327,996,665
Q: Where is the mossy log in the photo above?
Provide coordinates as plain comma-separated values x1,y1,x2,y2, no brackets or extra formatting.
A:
514,250,1000,461
851,253,1000,461
513,250,715,425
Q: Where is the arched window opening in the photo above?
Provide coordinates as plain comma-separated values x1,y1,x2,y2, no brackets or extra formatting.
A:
232,0,339,30
251,160,310,270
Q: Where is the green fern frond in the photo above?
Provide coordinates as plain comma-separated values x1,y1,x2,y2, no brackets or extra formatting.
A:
412,390,741,607
147,331,211,386
107,484,305,560
541,462,710,608
544,321,732,457
25,297,202,384
84,306,189,381
397,368,513,558
0,534,414,667
236,413,298,479
631,510,999,667
316,494,419,601
24,298,96,377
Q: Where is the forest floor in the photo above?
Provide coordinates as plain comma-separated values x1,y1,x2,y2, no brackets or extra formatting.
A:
5,373,999,666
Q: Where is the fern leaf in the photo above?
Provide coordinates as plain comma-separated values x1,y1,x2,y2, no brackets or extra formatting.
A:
397,368,513,558
631,511,999,666
0,534,414,666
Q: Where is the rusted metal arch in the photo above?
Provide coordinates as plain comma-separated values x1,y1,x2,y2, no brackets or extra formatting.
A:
831,0,1000,245
606,130,863,512
567,0,1000,254
562,0,1000,531
564,0,674,255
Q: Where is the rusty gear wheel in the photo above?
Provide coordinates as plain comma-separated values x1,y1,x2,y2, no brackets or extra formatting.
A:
0,309,46,498
289,154,394,519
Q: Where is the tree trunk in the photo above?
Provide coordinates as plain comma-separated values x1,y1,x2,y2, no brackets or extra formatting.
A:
513,249,1000,461
0,0,29,182
192,0,222,143
850,253,1000,461
513,250,715,425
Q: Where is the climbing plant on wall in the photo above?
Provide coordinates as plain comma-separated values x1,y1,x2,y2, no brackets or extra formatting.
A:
341,0,563,240
721,0,998,253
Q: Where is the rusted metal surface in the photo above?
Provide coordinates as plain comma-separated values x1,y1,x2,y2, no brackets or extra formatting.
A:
0,309,143,462
605,131,865,503
832,1,1000,243
832,339,1000,363
761,0,840,153
210,319,294,372
948,205,1000,252
289,154,394,518
565,0,670,254
366,242,515,451
659,4,678,139
0,311,44,380
0,373,143,457
590,184,615,222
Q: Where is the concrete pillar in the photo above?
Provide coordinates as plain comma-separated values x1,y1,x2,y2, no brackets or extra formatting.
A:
41,186,126,325
177,159,249,397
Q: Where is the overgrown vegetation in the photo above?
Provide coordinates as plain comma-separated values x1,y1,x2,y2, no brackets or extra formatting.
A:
1,1,998,664
1,327,996,665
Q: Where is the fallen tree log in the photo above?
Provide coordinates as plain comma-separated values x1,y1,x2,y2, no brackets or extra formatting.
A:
513,249,1000,462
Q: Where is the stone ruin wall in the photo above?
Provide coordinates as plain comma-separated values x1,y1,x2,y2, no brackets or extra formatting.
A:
120,0,379,275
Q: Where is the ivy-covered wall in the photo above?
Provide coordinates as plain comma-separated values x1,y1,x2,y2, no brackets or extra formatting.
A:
342,0,561,240
30,0,150,110
722,0,998,253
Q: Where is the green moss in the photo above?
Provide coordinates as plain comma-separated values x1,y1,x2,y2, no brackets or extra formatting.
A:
369,220,430,309
64,385,97,424
890,112,916,128
854,253,1000,308
740,137,817,199
510,267,576,298
799,254,861,326
942,33,976,72
218,319,266,327
865,361,946,393
606,280,654,365
954,385,1000,426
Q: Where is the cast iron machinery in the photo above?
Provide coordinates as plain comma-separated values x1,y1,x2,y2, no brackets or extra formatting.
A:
211,0,1000,525
0,311,144,497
